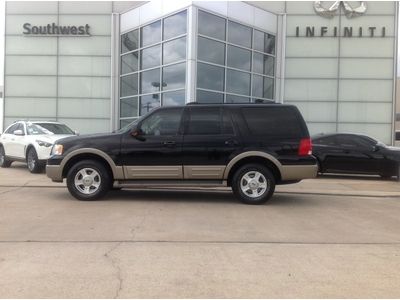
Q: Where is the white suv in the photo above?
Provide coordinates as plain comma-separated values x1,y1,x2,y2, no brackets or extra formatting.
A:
0,121,76,173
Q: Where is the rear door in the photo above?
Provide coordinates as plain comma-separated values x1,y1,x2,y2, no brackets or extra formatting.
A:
182,107,241,179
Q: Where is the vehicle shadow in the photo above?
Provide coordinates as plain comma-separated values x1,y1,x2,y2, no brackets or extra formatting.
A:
318,174,398,181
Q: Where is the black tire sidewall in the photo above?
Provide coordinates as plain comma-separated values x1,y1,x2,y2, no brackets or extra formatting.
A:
27,148,42,173
232,164,275,205
66,160,111,201
0,146,11,168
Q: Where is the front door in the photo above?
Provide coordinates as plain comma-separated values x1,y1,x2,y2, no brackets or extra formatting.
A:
120,107,184,179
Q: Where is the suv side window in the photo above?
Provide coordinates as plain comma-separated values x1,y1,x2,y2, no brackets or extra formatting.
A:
139,108,183,136
186,108,222,135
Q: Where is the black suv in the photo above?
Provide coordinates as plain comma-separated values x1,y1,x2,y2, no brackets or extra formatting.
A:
46,104,317,204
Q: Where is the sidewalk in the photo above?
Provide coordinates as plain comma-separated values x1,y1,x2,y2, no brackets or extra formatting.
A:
1,163,399,198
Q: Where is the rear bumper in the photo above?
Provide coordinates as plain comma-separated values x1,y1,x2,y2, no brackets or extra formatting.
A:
46,165,63,182
280,164,318,181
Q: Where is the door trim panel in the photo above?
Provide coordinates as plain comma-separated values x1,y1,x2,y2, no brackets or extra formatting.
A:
123,166,183,179
184,165,226,179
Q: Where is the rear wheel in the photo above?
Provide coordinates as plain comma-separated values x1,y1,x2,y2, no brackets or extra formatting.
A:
232,164,275,205
66,160,111,201
0,146,12,168
27,148,44,173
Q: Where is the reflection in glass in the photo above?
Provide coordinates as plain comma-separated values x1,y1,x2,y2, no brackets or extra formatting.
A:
197,63,224,92
226,94,250,103
196,89,224,103
120,74,138,97
163,37,186,65
120,97,138,118
121,51,139,75
252,75,274,99
198,10,226,41
141,44,161,70
163,10,187,40
254,30,275,54
227,45,251,71
253,53,274,76
140,68,160,94
121,29,138,54
140,94,160,115
162,63,185,91
228,20,252,48
120,118,136,129
141,20,161,47
163,90,186,106
226,69,250,96
198,36,225,65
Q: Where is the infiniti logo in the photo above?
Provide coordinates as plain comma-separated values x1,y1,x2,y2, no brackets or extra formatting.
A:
314,1,367,18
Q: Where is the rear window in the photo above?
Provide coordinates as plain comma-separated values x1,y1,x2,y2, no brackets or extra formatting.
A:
241,107,305,138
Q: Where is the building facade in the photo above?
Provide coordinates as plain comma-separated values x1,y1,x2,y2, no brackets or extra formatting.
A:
2,1,398,145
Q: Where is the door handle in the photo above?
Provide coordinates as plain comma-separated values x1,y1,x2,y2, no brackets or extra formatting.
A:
225,139,238,146
163,141,176,147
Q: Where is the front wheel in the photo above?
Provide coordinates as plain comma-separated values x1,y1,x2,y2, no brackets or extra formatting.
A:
232,164,275,205
27,148,44,173
66,160,111,201
0,146,12,168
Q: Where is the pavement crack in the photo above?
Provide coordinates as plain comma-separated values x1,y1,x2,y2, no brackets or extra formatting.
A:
0,186,24,196
104,242,123,299
130,212,148,241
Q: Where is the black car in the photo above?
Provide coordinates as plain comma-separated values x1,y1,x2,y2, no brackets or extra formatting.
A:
312,133,400,179
46,104,317,204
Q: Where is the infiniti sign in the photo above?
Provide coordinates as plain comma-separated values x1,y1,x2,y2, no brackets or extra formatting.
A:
314,1,367,18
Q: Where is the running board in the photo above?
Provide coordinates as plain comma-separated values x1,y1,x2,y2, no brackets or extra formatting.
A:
114,180,227,188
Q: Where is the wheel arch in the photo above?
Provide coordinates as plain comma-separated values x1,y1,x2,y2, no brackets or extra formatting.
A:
224,152,283,186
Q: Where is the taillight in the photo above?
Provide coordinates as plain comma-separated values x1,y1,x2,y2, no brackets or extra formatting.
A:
298,138,312,156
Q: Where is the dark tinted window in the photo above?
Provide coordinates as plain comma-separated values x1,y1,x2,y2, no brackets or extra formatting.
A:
314,136,337,146
140,108,183,136
241,107,304,137
187,108,221,135
336,135,359,148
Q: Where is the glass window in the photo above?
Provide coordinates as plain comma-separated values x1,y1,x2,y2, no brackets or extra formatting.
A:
163,37,186,65
140,94,160,115
226,94,250,103
121,29,138,54
141,20,161,47
120,97,138,118
140,68,160,94
198,10,226,41
252,75,274,100
162,63,185,91
163,11,187,40
140,44,161,70
30,123,74,135
198,37,225,65
162,90,186,106
228,21,252,48
121,51,139,75
226,69,250,96
140,108,183,136
120,118,136,129
336,135,359,148
196,90,224,103
253,53,274,76
5,124,19,134
187,108,221,135
120,73,138,97
242,107,303,138
254,30,275,54
227,45,251,71
197,63,224,92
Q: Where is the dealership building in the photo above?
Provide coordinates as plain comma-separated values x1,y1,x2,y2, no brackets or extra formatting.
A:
1,1,398,144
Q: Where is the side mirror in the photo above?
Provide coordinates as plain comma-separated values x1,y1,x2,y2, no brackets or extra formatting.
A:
74,130,80,136
373,145,381,152
130,128,145,141
13,129,24,136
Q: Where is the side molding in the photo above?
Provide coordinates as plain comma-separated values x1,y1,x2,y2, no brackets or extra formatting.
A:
61,148,124,179
223,151,283,180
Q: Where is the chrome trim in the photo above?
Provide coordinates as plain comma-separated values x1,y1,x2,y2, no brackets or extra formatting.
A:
123,166,183,179
184,165,225,179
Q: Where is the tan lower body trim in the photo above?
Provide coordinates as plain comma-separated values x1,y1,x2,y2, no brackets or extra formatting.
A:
123,166,183,179
184,165,226,179
281,164,318,181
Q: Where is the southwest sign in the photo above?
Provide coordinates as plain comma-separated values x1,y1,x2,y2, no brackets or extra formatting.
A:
23,23,91,36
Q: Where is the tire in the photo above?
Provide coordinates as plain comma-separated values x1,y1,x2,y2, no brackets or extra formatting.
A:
397,164,400,182
66,160,111,201
231,164,276,205
26,148,44,173
0,146,12,168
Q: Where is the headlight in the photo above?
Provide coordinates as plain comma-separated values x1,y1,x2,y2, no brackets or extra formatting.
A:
52,144,64,155
36,140,53,147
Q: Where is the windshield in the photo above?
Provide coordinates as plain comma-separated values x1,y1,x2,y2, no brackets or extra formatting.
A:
27,123,74,135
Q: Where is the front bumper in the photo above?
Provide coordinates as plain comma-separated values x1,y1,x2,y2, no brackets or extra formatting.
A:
46,164,63,182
